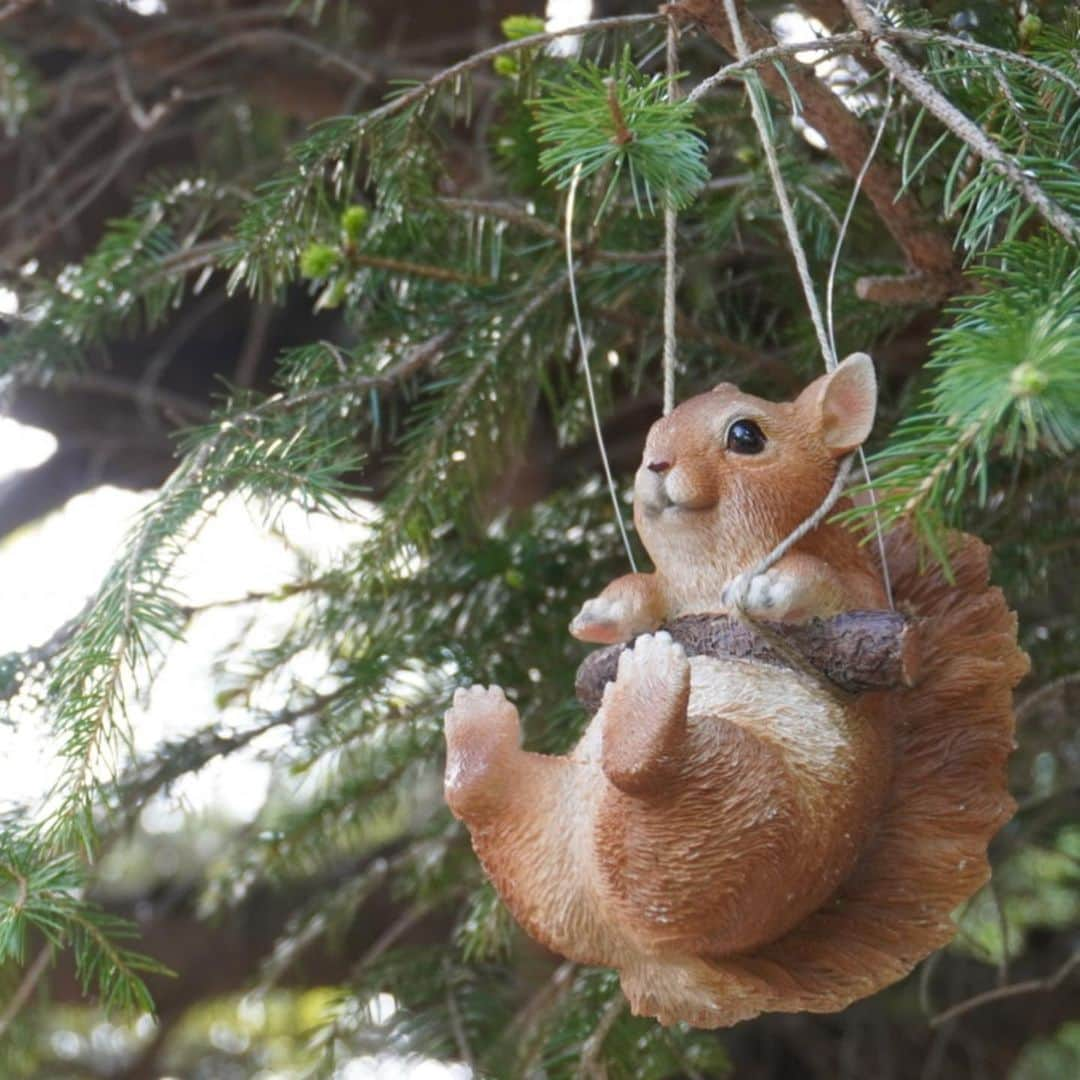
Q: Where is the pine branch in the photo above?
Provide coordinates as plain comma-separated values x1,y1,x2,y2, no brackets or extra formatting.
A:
532,57,709,214
671,0,960,284
844,0,1080,246
883,27,1080,98
842,234,1080,553
435,198,666,263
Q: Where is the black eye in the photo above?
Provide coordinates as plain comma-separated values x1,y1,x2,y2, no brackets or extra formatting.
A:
726,419,766,454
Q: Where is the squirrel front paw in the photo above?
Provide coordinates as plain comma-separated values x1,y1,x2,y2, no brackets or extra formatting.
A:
722,569,799,620
444,685,521,817
601,632,691,796
571,595,634,644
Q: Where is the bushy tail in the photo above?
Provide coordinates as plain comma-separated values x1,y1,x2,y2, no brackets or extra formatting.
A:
660,523,1029,1029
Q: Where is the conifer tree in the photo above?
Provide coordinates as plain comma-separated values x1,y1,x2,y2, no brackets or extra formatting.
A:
0,2,1076,1076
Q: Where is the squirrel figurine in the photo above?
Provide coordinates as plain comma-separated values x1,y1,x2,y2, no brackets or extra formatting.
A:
443,354,1028,1027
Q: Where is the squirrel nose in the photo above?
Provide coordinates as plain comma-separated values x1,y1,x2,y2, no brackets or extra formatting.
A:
647,459,672,474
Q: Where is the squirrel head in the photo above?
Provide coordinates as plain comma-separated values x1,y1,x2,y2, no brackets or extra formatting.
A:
633,353,877,582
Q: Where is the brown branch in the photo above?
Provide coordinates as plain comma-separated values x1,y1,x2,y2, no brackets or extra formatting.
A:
347,252,489,287
153,239,489,288
844,0,1080,246
575,610,919,713
44,371,212,423
687,32,865,102
930,951,1080,1027
669,0,958,286
577,991,626,1079
1015,671,1080,724
605,77,634,146
0,944,51,1038
592,304,797,387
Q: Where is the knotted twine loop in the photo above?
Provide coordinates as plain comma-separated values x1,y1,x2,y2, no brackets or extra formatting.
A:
728,453,857,703
712,0,895,700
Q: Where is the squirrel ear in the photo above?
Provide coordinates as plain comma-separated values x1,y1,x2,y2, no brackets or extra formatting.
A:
797,352,877,456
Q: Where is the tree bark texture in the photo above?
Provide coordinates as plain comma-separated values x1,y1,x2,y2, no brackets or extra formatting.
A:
575,609,920,713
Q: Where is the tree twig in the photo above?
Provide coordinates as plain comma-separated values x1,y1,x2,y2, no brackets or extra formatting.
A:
883,27,1080,98
436,198,666,264
688,32,864,102
929,951,1080,1027
844,0,1080,246
1015,671,1080,724
576,991,625,1079
0,945,51,1039
443,958,476,1071
669,0,959,284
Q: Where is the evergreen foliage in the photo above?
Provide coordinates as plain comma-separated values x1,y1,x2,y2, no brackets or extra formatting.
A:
0,2,1077,1076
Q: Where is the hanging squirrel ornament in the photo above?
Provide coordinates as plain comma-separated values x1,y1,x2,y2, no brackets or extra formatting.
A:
443,354,1028,1028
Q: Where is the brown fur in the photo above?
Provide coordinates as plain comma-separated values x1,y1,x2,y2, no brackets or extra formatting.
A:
570,355,885,643
444,358,1027,1027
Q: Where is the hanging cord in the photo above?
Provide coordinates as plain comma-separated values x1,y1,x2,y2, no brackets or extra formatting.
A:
662,15,679,415
826,76,897,609
825,78,895,367
733,454,859,703
717,1,896,687
565,163,638,572
720,0,835,369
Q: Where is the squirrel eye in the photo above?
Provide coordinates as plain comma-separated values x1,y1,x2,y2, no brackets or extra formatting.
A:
726,419,767,454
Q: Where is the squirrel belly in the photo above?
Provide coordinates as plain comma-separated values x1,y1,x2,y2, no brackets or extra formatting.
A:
592,656,892,961
445,647,893,1021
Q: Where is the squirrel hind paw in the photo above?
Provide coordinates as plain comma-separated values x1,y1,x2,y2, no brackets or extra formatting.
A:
615,631,689,685
444,685,522,815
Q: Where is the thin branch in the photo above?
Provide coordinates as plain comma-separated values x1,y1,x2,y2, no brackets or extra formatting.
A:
576,991,626,1079
390,275,565,523
436,198,666,263
357,13,665,131
0,944,51,1039
512,961,579,1076
270,329,453,414
884,27,1080,99
0,607,88,704
235,302,274,389
154,27,378,88
0,110,118,230
670,0,958,281
844,0,1080,246
1016,671,1080,724
151,238,490,289
354,903,431,972
930,951,1080,1027
688,32,864,102
43,371,212,423
346,251,490,287
443,959,476,1072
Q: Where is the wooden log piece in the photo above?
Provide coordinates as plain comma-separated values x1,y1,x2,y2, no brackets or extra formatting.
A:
575,610,920,714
